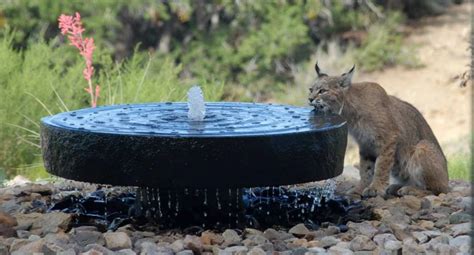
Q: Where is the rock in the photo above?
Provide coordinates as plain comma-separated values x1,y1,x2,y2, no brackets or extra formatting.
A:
183,235,203,253
320,236,339,248
224,245,248,254
449,235,471,253
222,229,241,245
80,248,104,255
263,228,281,240
372,233,397,247
373,209,391,220
14,184,52,196
248,247,266,255
14,212,42,231
170,239,185,253
335,241,350,249
449,211,470,224
455,196,471,212
400,195,422,210
176,250,194,255
412,232,428,243
103,232,132,251
116,249,136,255
327,246,354,255
450,222,471,236
201,231,224,245
41,212,72,234
349,235,376,251
347,222,378,239
58,248,77,255
16,230,30,239
9,239,31,252
243,228,263,236
388,223,410,240
433,243,460,254
72,230,105,246
14,239,46,253
307,247,326,253
242,234,270,247
384,240,402,251
84,243,115,255
0,211,17,237
139,242,160,254
289,223,310,236
417,220,434,230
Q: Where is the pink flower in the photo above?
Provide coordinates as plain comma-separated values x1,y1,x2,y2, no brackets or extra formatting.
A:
58,12,99,108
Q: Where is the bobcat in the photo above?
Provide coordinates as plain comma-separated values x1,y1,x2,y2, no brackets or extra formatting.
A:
308,62,449,197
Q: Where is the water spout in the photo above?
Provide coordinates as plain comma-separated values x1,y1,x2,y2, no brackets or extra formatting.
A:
187,86,206,121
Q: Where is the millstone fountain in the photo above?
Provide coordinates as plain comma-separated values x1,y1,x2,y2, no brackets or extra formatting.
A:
41,87,352,230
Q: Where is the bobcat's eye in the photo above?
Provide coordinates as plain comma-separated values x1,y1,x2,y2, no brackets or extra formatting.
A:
309,88,313,93
319,89,328,94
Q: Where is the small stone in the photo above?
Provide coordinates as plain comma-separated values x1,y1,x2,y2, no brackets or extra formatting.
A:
103,232,132,250
349,235,376,251
72,230,104,246
248,247,266,255
325,225,340,236
307,240,322,248
224,245,248,253
307,247,326,253
418,220,434,229
30,212,71,234
58,248,76,255
384,240,402,251
15,239,46,253
401,195,422,210
372,233,397,247
243,228,263,236
373,209,391,220
388,223,410,240
434,243,460,254
449,235,471,253
347,222,378,239
116,249,136,255
84,243,115,255
16,230,30,239
176,250,194,255
320,236,339,248
80,248,104,255
263,228,281,240
449,212,471,224
451,222,471,236
222,229,241,245
327,246,354,255
184,235,203,253
242,234,270,247
289,223,310,236
335,241,350,249
170,239,185,253
412,232,428,243
292,238,308,248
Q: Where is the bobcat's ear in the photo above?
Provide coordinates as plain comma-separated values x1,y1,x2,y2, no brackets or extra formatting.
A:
340,65,355,88
315,62,328,78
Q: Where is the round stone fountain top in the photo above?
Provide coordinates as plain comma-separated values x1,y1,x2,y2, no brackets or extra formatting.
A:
41,102,347,188
42,102,344,137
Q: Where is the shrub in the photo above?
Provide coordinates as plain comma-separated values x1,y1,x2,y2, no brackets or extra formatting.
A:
0,32,223,177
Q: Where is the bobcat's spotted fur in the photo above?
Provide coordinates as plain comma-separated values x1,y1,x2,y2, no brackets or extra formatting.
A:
308,63,449,197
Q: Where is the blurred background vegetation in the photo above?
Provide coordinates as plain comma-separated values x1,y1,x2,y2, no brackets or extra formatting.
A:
0,0,468,180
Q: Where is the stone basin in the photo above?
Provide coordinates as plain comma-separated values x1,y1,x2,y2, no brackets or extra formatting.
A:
40,102,347,188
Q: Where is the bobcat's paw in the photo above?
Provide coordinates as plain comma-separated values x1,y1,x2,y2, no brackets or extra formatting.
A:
397,186,432,197
362,185,385,197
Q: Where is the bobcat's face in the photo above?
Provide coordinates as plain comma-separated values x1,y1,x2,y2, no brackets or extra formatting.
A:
308,63,355,114
308,76,345,113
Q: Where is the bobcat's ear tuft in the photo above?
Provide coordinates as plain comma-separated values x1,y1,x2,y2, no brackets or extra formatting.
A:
315,62,328,77
340,65,355,88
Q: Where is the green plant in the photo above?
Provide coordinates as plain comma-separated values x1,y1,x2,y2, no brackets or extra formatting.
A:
353,12,421,71
448,154,470,180
0,32,223,178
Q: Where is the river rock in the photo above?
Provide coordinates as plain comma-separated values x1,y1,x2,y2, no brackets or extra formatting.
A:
347,222,378,239
224,245,248,254
201,231,224,245
289,223,310,236
176,250,194,255
384,240,402,251
222,229,241,245
450,222,471,236
320,236,339,248
263,228,281,240
349,235,376,251
372,233,397,247
449,235,471,253
103,232,132,250
248,246,266,255
72,230,104,246
327,245,354,255
170,239,185,253
183,235,203,253
116,249,137,255
0,211,17,237
449,211,471,224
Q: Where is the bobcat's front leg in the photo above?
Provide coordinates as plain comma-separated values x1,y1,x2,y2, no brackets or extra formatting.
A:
363,136,397,197
349,156,375,195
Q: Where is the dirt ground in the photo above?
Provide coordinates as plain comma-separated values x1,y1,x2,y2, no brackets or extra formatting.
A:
357,3,471,156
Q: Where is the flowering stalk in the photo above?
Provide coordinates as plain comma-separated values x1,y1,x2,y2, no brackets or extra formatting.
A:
58,12,100,107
